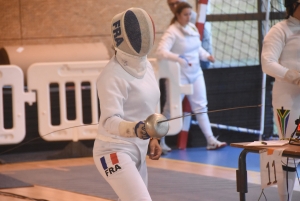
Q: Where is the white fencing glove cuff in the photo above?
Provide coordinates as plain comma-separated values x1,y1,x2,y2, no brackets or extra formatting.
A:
118,120,150,140
134,121,150,140
177,55,191,68
118,121,137,138
284,69,300,86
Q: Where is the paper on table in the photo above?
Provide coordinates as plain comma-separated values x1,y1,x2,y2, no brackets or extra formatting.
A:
245,140,289,146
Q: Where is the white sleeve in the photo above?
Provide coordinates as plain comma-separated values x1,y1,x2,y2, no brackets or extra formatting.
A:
202,23,213,54
198,46,210,61
97,73,128,136
261,26,288,79
155,28,180,62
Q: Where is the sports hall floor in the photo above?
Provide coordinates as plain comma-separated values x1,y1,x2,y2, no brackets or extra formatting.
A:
0,145,299,201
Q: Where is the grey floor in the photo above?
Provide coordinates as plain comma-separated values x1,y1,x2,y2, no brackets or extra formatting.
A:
1,162,300,201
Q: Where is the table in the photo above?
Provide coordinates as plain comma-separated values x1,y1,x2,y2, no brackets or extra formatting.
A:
230,142,300,201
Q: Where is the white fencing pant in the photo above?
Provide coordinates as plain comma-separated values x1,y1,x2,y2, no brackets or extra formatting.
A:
278,167,297,201
182,74,214,141
163,74,215,142
93,139,151,201
162,74,214,142
272,81,300,201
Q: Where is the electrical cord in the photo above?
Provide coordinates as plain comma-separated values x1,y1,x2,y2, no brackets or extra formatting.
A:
0,104,262,156
0,123,99,156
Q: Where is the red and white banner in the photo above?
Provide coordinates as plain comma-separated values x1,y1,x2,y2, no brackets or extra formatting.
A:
196,0,208,41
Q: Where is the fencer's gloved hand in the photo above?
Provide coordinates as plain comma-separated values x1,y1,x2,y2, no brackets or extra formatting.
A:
284,69,300,86
177,55,191,68
134,121,150,140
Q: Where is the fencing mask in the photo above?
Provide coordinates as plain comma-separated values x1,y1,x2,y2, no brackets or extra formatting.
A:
111,8,155,57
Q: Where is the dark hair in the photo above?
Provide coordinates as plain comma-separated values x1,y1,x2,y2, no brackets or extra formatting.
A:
285,0,300,18
170,2,192,25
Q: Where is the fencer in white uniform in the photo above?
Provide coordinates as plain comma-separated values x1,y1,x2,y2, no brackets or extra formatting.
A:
156,2,227,150
160,0,214,152
93,8,162,201
261,0,300,200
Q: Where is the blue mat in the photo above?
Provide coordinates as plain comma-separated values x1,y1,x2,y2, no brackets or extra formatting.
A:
0,173,33,189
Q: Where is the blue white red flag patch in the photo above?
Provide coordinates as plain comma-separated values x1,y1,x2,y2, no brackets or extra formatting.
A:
100,153,122,177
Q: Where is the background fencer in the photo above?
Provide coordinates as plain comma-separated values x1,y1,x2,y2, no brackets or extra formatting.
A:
261,0,300,200
93,8,162,201
157,2,227,151
160,0,215,152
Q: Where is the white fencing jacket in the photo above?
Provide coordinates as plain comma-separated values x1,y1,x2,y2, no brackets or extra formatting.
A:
262,16,300,80
261,16,300,137
96,55,160,158
156,21,210,83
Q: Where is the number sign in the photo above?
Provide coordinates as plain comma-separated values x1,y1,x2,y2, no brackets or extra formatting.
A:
259,148,285,189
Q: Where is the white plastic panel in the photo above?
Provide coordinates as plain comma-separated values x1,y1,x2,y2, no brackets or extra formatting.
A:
27,61,107,141
0,65,36,145
153,59,193,135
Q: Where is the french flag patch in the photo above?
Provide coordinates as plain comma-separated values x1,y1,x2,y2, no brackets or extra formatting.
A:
100,153,119,170
100,153,122,177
